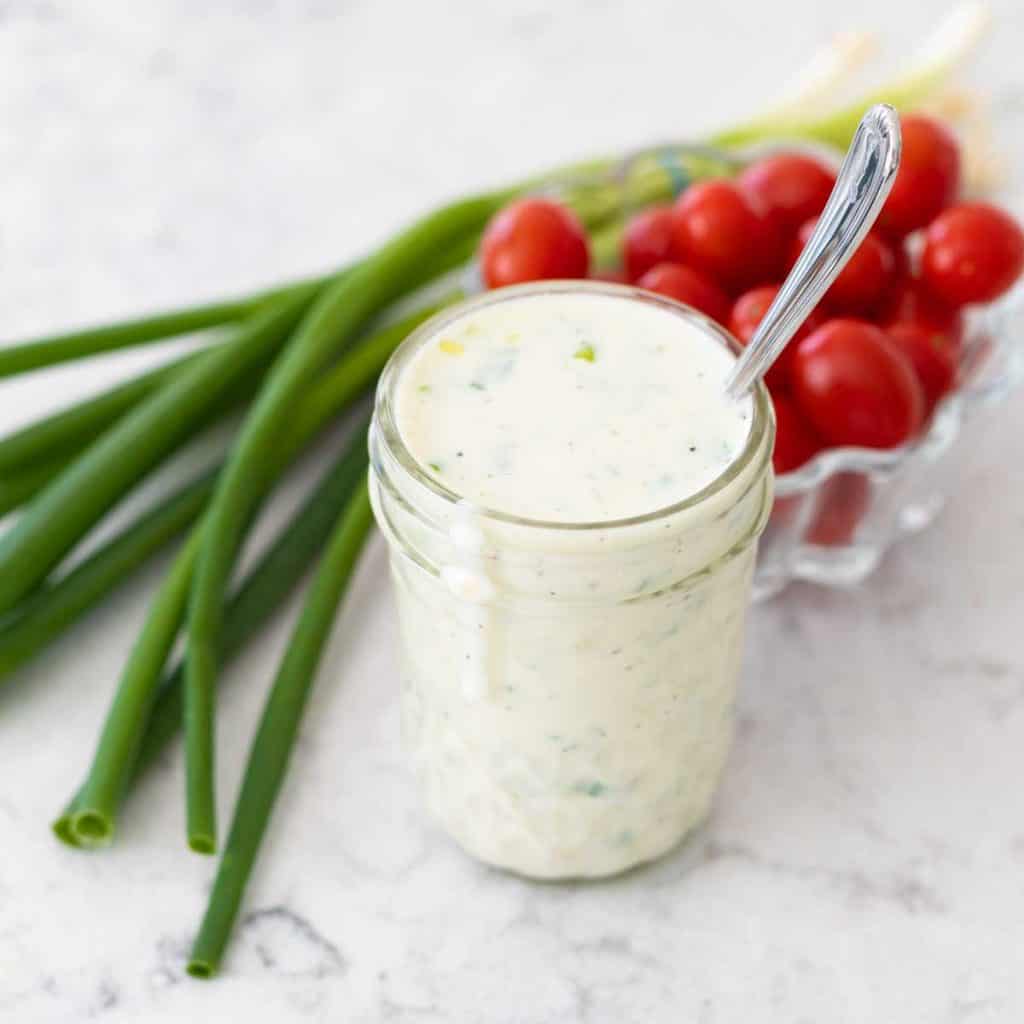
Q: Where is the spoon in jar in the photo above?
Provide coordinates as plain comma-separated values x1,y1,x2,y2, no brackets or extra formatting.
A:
723,104,902,400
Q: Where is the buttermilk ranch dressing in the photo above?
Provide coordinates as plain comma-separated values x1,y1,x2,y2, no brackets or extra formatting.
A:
395,292,751,521
371,285,770,879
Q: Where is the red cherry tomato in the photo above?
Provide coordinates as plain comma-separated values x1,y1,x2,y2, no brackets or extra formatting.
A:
790,218,896,313
738,153,836,235
877,115,960,237
671,179,779,291
771,393,823,474
590,268,630,284
728,285,823,391
480,198,590,289
622,206,675,281
636,262,732,323
878,274,963,351
885,322,957,415
921,202,1024,306
790,319,925,448
889,238,911,282
806,472,872,546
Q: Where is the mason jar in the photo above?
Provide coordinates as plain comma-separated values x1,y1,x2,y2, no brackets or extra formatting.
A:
369,282,774,880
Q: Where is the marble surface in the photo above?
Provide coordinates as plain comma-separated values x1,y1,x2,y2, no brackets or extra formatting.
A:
2,1,1024,1021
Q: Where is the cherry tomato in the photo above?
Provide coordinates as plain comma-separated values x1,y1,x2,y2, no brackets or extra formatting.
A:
590,268,630,284
671,179,778,291
878,273,963,351
622,206,675,281
790,319,924,448
889,238,911,282
738,153,836,234
771,393,823,474
921,202,1024,306
480,198,589,289
806,472,871,546
885,322,957,415
768,493,801,530
728,285,823,391
790,218,896,313
636,262,732,323
877,115,960,237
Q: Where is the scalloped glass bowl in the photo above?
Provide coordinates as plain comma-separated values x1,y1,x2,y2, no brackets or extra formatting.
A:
753,285,1024,600
506,143,1024,599
593,142,1024,599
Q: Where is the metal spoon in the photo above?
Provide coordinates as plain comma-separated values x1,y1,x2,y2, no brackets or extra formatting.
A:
723,104,902,400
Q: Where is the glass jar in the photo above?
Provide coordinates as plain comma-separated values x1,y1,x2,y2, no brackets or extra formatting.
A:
369,282,774,879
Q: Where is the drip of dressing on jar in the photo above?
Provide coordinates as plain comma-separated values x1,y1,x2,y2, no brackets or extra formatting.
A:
439,501,495,701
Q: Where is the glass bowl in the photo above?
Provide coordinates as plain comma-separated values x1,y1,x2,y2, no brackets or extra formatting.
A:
483,143,1024,599
583,142,1024,598
753,284,1024,599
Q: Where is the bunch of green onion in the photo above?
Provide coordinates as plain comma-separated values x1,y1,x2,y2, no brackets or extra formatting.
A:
0,7,980,978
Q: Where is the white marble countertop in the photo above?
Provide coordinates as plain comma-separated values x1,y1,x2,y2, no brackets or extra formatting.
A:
2,1,1024,1021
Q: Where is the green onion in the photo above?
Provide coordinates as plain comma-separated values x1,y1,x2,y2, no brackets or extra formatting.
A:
52,792,84,845
0,280,326,617
187,479,373,978
69,531,202,847
0,342,270,519
0,456,70,519
183,288,462,852
0,469,215,680
184,197,497,851
0,277,327,379
0,350,208,475
53,426,371,847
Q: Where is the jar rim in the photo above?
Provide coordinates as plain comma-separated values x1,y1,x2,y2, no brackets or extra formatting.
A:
372,280,774,533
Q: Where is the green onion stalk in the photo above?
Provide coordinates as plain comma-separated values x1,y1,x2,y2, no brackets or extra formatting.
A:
0,276,329,379
0,457,71,519
187,479,374,978
0,350,209,476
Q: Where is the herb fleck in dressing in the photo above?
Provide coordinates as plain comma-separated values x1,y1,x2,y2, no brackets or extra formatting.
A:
396,292,752,522
372,285,772,879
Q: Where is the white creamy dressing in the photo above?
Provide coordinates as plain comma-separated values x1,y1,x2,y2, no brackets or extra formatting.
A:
396,292,752,522
373,286,770,879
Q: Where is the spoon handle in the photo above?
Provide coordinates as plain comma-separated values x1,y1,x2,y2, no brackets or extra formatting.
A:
724,104,902,400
